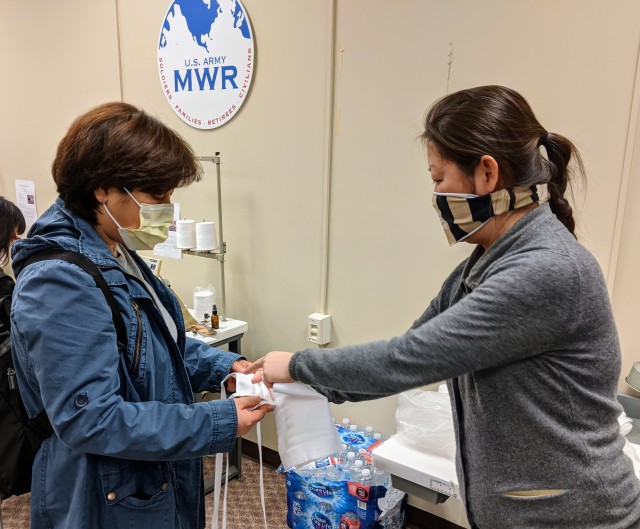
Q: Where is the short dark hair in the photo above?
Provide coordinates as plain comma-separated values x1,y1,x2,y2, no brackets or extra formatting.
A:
422,85,585,236
0,196,26,266
52,102,203,223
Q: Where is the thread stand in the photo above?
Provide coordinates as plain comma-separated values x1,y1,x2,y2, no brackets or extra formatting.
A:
183,152,227,322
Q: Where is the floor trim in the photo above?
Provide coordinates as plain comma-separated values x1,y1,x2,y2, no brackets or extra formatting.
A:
241,440,465,529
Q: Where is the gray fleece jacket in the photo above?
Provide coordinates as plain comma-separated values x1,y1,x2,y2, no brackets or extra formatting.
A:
290,204,640,529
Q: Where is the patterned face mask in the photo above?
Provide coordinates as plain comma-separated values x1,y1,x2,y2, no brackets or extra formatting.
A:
432,184,549,245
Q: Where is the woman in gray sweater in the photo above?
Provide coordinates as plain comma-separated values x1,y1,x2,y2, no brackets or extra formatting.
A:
250,86,640,528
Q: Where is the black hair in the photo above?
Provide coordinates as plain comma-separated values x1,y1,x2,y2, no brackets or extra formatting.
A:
0,196,26,266
422,85,585,236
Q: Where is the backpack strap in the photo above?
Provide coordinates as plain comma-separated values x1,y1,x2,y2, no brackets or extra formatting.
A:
19,249,130,438
23,250,128,354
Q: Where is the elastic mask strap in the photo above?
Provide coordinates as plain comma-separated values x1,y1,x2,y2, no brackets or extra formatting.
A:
124,187,142,207
212,376,268,529
257,421,267,528
102,202,123,231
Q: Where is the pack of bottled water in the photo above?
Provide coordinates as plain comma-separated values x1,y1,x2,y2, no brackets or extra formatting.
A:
283,419,406,529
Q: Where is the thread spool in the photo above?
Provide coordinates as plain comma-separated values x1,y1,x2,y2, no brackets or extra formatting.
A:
176,219,196,249
193,290,215,321
195,221,218,251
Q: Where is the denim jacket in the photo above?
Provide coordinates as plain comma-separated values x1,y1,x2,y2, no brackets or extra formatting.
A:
11,198,240,529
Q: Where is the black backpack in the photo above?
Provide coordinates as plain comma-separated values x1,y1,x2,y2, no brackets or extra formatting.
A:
0,250,127,500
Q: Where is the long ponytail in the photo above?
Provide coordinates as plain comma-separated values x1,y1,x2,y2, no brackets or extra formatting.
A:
540,132,585,237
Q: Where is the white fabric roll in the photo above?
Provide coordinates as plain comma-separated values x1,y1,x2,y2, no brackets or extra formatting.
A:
193,290,215,321
176,219,196,249
196,221,219,251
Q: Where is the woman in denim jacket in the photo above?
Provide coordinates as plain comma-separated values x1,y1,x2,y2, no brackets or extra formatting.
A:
10,102,271,529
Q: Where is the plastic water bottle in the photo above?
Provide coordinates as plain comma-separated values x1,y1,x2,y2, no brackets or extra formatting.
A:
342,452,360,480
330,443,350,469
372,467,391,488
341,417,351,429
360,468,372,484
292,490,309,523
355,469,374,502
347,459,365,481
339,510,361,529
315,502,334,522
341,451,356,479
364,425,374,438
325,465,343,482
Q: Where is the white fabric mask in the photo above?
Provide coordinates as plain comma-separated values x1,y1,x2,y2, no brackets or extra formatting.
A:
103,188,174,250
272,382,342,470
211,375,342,529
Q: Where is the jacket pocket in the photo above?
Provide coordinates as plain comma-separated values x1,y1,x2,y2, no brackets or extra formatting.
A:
99,459,177,527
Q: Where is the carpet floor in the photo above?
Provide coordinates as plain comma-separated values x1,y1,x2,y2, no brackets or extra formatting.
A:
0,456,290,529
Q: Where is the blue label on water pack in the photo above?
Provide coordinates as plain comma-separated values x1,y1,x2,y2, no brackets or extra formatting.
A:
342,433,365,446
308,482,334,500
311,512,333,529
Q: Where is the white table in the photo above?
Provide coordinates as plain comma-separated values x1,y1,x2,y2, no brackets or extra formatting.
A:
372,435,460,504
187,317,248,354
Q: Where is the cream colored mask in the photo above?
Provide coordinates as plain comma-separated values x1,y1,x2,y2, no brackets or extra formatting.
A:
432,184,549,245
103,188,175,251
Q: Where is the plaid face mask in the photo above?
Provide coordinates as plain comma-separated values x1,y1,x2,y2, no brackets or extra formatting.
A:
432,184,549,245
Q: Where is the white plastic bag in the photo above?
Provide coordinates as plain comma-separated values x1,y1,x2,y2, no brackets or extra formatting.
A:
192,283,216,321
395,387,456,459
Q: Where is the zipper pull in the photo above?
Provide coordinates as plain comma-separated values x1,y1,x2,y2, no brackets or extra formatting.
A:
7,367,17,390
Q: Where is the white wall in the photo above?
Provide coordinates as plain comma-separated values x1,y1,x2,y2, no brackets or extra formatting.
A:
0,1,122,209
4,1,640,525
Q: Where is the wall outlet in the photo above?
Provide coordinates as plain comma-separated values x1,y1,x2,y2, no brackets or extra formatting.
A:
308,312,331,345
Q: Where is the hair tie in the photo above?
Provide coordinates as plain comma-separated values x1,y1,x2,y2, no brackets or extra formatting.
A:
538,131,552,148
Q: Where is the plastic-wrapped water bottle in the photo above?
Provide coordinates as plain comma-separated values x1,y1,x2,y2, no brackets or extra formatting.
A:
348,459,365,481
377,486,407,529
296,465,313,479
364,425,374,439
292,490,309,524
352,468,374,503
312,502,334,528
342,417,351,429
372,467,391,488
342,452,359,480
358,446,372,459
330,443,350,469
345,451,357,465
323,462,343,482
339,510,360,529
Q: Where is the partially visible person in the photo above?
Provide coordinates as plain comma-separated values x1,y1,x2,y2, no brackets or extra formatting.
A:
247,86,640,528
0,196,26,331
11,102,272,529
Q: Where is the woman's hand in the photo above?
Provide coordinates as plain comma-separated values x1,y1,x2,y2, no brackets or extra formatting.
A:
227,359,263,391
233,396,274,437
245,351,295,386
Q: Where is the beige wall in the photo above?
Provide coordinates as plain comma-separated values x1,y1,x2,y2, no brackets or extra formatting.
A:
4,1,640,525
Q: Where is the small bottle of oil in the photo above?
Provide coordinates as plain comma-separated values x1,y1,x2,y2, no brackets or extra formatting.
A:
211,304,219,329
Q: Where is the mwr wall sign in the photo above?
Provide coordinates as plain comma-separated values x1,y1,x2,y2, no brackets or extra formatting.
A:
158,0,254,129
